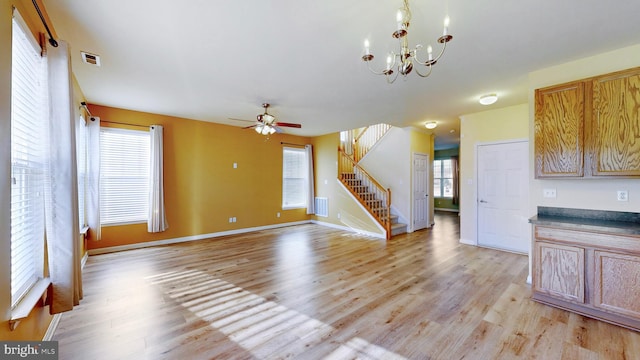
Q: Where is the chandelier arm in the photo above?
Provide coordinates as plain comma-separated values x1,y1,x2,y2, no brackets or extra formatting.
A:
414,64,434,78
365,60,388,76
386,70,400,84
365,52,398,75
432,40,449,62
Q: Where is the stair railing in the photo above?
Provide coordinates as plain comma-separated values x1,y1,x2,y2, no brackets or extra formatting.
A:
338,149,392,239
353,123,392,162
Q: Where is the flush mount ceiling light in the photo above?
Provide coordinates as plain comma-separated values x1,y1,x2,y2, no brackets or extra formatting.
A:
479,93,498,105
425,121,438,129
361,0,453,84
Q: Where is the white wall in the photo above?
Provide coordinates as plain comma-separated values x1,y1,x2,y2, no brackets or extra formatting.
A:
359,127,412,222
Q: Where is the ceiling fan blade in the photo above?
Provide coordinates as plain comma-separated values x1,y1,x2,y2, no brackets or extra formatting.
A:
274,122,302,128
227,117,254,123
242,124,258,129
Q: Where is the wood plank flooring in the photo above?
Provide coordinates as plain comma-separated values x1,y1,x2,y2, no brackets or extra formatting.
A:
53,212,640,359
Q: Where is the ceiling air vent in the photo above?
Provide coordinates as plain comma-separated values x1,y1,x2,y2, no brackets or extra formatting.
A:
81,51,101,67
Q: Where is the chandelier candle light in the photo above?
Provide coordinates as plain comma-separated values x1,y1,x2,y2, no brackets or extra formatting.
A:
362,0,453,83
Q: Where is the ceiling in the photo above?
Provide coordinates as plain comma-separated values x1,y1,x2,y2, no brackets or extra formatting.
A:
42,0,640,149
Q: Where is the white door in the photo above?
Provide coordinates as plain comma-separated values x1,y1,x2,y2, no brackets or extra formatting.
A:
413,153,430,231
477,141,529,253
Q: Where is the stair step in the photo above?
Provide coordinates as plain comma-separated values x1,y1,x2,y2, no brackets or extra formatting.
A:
391,222,408,236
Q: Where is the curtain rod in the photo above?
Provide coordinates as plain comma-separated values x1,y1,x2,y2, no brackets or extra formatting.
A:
80,102,93,118
80,102,148,128
281,142,305,147
100,120,149,129
32,0,58,47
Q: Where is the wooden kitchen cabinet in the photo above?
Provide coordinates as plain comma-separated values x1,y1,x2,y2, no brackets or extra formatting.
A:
534,241,585,303
531,218,640,331
591,68,640,176
534,66,640,178
534,81,585,178
593,250,640,321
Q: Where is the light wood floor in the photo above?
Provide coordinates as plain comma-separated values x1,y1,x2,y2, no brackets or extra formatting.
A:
53,212,640,359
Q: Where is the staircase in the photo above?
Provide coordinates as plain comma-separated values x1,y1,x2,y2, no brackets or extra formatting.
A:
339,170,408,238
338,146,408,239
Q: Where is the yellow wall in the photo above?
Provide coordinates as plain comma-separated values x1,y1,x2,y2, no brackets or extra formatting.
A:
90,105,312,250
1,0,61,341
311,133,383,236
458,103,530,244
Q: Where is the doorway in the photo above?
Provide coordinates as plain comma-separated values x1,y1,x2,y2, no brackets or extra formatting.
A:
413,152,430,231
477,141,529,253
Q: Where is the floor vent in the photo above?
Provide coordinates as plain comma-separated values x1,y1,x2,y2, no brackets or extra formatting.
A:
315,197,328,217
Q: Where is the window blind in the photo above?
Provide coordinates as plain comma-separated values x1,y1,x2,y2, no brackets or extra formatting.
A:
99,127,150,225
10,10,46,306
282,147,307,209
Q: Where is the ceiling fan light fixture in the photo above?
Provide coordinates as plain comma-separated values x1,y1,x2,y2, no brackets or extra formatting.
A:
479,93,498,105
425,121,438,129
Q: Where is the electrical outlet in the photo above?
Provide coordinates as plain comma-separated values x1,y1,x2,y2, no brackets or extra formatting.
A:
277,212,280,218
233,162,237,169
232,217,237,222
337,213,341,219
617,190,629,202
228,217,233,223
543,188,556,198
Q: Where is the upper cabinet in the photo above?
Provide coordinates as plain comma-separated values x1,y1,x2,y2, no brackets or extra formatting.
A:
535,67,640,179
534,81,585,177
592,69,640,176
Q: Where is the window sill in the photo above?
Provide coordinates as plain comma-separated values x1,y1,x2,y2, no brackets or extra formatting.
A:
282,205,306,210
80,226,89,236
10,278,51,331
101,220,147,227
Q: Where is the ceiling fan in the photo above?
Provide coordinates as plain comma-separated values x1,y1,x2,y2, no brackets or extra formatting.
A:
233,103,301,135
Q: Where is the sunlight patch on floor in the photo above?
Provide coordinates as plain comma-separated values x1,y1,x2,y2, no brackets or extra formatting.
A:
147,269,407,359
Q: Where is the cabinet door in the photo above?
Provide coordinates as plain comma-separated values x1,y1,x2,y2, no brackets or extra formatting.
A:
593,250,640,320
534,241,585,303
592,68,640,176
534,82,585,178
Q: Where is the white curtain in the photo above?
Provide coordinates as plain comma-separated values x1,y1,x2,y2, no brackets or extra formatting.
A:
86,116,101,240
44,40,83,314
305,144,315,215
148,125,168,232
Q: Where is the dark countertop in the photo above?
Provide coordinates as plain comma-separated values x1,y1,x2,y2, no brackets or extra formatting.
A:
529,207,640,236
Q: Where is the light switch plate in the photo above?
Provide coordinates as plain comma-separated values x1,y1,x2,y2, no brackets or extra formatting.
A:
543,188,556,198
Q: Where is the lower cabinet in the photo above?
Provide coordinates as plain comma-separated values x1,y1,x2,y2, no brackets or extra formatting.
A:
532,225,640,331
534,242,585,303
593,251,640,321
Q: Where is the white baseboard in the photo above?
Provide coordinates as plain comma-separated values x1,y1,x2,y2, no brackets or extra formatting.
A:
81,252,89,269
434,208,460,213
88,221,312,255
43,313,62,341
459,238,476,246
311,220,386,239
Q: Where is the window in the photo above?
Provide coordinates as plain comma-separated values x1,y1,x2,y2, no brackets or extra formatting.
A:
10,10,46,306
434,159,453,198
282,147,307,209
99,127,150,225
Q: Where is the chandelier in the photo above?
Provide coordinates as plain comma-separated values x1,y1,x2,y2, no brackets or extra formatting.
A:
362,0,453,83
